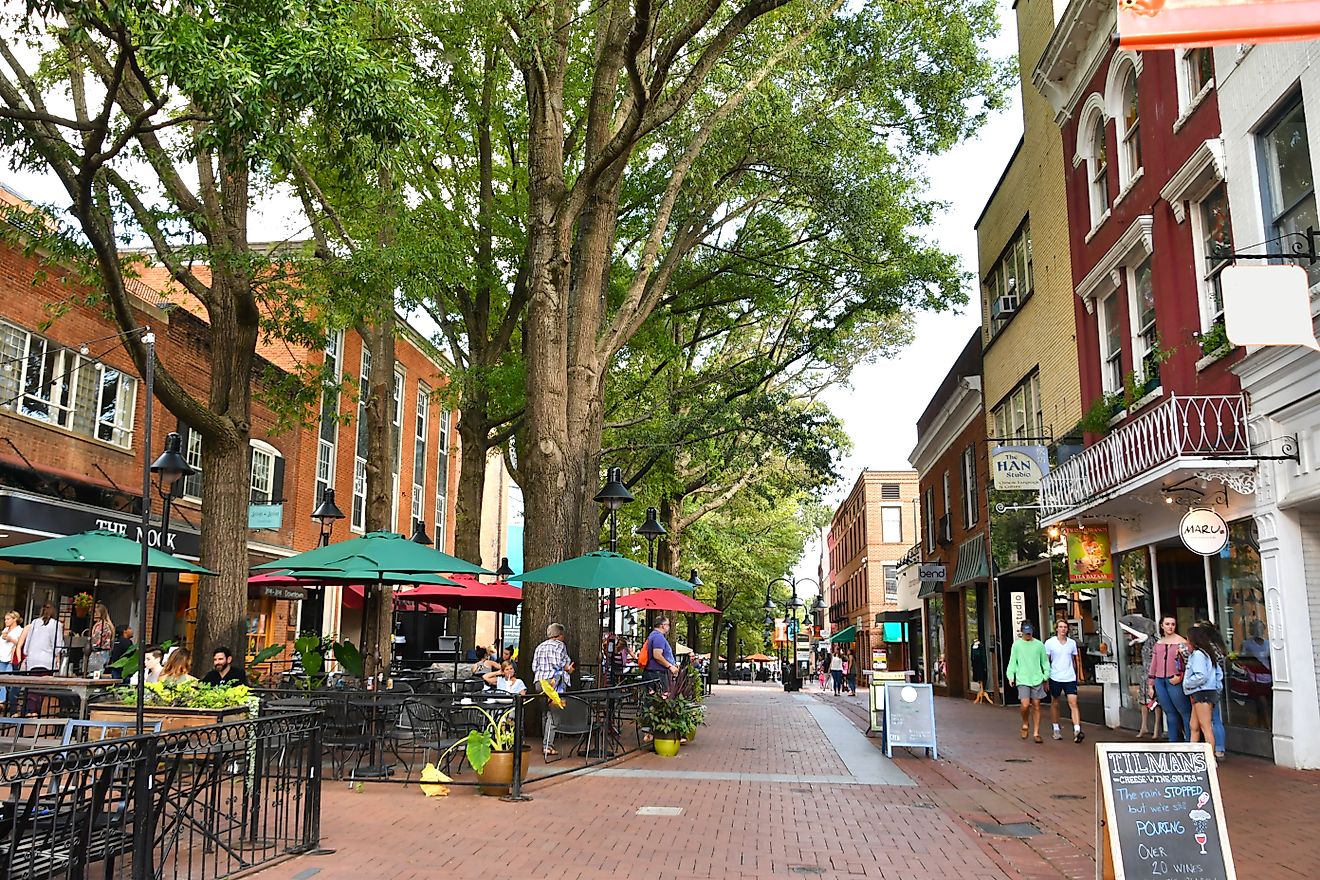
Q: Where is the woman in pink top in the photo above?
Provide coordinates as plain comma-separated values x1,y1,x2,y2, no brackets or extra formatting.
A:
1147,616,1192,742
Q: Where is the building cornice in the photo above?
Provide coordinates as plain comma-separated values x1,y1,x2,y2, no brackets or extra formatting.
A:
909,377,982,475
1074,214,1154,312
1033,0,1113,122
1159,139,1227,224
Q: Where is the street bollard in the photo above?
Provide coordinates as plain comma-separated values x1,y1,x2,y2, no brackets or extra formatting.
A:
502,693,532,802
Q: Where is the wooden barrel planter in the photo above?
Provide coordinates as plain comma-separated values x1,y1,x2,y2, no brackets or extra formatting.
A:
89,703,250,734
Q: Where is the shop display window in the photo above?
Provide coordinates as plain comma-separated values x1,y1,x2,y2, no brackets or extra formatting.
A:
1211,520,1271,731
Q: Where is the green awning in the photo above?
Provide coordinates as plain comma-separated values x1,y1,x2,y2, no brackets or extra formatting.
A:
917,581,941,598
830,625,857,644
952,533,989,587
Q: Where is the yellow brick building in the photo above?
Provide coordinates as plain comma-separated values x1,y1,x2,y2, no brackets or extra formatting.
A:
976,0,1080,440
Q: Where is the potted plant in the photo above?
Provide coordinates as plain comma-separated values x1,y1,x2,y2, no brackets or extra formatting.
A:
439,703,528,795
639,690,696,756
92,681,257,732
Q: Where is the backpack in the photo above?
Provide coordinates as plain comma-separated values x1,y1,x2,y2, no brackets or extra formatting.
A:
637,635,652,668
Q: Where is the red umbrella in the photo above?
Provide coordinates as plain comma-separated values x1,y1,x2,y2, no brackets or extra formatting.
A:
401,574,522,614
616,589,718,614
341,585,447,613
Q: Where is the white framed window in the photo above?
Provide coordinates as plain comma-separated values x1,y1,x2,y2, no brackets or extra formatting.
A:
1260,98,1320,287
390,367,404,531
881,506,902,544
1128,257,1158,385
435,409,451,549
942,471,951,523
352,345,370,532
1179,47,1214,114
923,487,935,554
181,428,203,500
1098,291,1124,394
1117,68,1143,188
991,372,1043,440
986,221,1033,335
411,381,429,523
1083,111,1111,228
1193,184,1232,329
883,565,898,603
0,320,138,449
961,445,979,529
249,440,281,504
315,330,342,509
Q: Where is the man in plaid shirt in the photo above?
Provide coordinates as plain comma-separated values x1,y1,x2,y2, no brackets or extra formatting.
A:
532,623,574,757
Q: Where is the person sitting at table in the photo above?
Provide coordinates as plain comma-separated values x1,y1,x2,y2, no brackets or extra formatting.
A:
502,645,515,664
107,625,134,678
160,648,196,684
470,646,499,678
202,646,249,687
129,646,165,685
483,659,527,695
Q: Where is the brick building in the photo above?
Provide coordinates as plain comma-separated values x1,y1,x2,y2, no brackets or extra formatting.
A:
909,333,990,699
825,470,919,677
0,185,460,674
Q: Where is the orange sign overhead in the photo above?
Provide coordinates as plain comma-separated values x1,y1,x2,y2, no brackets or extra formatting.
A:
1117,0,1320,49
773,619,788,646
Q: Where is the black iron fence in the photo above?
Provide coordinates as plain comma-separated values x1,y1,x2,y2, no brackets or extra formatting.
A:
0,711,321,880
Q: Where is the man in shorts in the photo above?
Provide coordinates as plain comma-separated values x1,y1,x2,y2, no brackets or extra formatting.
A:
1006,621,1051,743
1046,619,1085,743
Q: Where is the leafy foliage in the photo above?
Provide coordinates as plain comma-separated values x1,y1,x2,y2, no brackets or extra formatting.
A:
118,682,253,710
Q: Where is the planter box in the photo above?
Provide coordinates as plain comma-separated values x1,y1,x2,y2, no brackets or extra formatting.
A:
89,704,250,734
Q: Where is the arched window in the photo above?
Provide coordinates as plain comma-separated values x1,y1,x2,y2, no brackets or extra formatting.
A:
1118,69,1142,185
1089,115,1110,226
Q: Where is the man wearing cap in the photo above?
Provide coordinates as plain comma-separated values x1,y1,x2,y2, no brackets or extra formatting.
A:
1007,620,1051,743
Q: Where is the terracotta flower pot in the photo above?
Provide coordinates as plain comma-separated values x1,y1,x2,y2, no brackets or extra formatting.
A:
654,735,681,757
475,747,531,796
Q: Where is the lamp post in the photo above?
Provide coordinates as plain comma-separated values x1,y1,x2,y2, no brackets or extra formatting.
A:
409,518,432,545
765,575,819,692
594,467,633,683
637,507,666,568
495,556,514,651
304,488,345,636
148,432,195,650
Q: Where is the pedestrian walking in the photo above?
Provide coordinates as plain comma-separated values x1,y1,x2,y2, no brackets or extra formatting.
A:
1006,621,1050,743
531,623,574,758
1195,619,1228,760
639,617,679,686
1045,619,1085,743
818,660,828,692
829,650,844,695
1184,622,1226,760
1147,616,1192,742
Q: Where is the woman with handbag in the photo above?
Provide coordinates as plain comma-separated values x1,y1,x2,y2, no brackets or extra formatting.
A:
87,603,114,674
1147,615,1192,742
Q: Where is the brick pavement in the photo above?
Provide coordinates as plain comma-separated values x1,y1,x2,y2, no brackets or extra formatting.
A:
251,681,1318,880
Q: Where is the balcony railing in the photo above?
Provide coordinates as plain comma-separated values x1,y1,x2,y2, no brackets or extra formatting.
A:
897,543,922,569
1040,394,1250,514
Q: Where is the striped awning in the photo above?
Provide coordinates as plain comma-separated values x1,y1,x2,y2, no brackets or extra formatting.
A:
917,581,941,599
952,533,989,587
830,625,856,644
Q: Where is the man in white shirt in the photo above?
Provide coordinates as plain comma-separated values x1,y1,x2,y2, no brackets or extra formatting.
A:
1045,619,1085,743
21,603,63,673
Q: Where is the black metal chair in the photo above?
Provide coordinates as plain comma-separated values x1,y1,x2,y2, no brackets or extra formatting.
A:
309,696,371,780
403,700,466,776
543,696,593,763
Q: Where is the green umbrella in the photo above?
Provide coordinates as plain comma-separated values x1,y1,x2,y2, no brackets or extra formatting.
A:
251,531,489,575
507,551,695,592
0,529,215,575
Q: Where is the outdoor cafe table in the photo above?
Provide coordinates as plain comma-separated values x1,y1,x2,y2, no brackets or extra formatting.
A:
347,692,410,780
0,675,119,719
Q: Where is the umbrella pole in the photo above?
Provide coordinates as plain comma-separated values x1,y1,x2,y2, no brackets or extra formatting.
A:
134,332,156,735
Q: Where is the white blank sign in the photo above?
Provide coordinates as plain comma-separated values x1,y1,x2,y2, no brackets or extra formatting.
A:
1222,265,1319,350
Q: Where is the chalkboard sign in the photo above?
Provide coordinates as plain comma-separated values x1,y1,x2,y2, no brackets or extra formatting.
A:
883,682,937,759
1096,743,1236,880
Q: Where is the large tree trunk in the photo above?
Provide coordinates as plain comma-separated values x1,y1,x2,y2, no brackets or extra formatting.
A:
360,314,398,680
452,396,490,649
193,428,251,671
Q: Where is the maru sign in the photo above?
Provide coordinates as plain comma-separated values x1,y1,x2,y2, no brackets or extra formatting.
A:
1118,0,1320,51
1180,507,1229,556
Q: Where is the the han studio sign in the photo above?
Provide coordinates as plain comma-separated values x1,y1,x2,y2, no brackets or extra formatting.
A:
990,445,1050,492
1180,508,1229,556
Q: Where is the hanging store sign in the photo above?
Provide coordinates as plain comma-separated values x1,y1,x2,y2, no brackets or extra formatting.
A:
918,564,947,583
1118,0,1320,51
1065,526,1114,585
990,445,1050,491
1180,508,1229,556
247,503,284,530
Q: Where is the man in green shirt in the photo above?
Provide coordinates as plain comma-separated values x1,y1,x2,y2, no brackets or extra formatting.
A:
1007,621,1051,743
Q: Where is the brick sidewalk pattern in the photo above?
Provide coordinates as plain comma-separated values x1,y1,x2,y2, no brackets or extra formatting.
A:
252,681,1318,880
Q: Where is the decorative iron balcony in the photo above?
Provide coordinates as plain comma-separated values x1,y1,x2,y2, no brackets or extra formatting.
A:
1040,394,1250,514
897,543,922,569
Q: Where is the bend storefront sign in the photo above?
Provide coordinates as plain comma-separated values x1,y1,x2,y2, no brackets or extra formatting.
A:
990,445,1050,491
1180,508,1229,556
0,490,201,558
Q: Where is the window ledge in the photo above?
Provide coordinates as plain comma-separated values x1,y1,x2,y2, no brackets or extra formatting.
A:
1174,82,1214,134
1196,346,1235,372
1129,385,1164,415
0,408,136,457
1085,210,1112,244
1116,168,1146,205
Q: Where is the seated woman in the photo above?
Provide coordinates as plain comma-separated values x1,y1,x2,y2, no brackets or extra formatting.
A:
159,648,197,684
469,646,500,678
482,660,527,695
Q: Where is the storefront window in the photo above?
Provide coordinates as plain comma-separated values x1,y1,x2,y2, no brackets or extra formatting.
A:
1116,549,1154,711
926,597,947,687
965,589,982,688
246,599,272,658
1211,520,1271,731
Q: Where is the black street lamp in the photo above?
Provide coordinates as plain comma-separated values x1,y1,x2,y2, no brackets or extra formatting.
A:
765,575,820,692
409,518,432,545
637,506,666,568
146,431,194,653
494,556,514,650
594,467,633,683
304,487,345,635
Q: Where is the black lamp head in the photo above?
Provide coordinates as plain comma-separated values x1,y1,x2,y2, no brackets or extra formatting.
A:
637,506,667,540
812,594,826,612
410,518,432,545
688,568,703,588
150,431,195,482
763,612,775,628
788,593,805,610
495,557,514,579
593,466,634,511
311,487,345,525
763,591,776,612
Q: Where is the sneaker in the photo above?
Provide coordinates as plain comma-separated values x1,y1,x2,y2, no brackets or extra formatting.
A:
1075,729,1085,744
1052,731,1063,740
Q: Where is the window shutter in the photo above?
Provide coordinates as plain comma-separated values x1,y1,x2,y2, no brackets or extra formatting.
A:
272,454,285,503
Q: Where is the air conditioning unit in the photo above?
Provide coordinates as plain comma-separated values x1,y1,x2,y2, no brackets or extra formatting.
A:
937,514,953,546
991,295,1018,319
